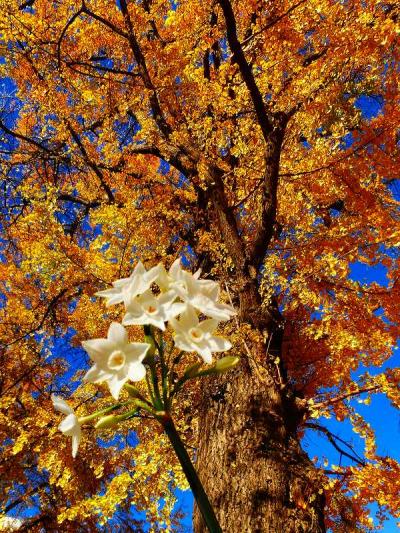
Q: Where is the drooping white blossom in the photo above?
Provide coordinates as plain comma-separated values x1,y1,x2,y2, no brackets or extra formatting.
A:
156,259,236,321
52,395,81,458
170,270,236,321
95,261,161,308
170,305,232,364
122,289,185,331
82,322,149,399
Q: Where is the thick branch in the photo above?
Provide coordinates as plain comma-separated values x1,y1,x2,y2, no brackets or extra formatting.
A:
119,0,172,138
313,385,381,409
66,122,115,203
217,0,288,265
217,0,273,142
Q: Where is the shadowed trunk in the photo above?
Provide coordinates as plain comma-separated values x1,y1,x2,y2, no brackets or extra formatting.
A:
193,316,326,533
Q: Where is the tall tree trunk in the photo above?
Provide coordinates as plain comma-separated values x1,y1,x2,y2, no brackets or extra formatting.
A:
193,329,326,532
193,279,326,532
188,116,325,532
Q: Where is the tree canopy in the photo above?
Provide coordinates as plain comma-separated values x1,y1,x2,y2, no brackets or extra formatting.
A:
0,0,399,531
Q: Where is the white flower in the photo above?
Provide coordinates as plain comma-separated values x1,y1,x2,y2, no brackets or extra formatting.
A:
122,289,185,331
82,322,149,399
52,395,81,458
155,258,200,291
170,305,232,364
95,261,161,308
171,270,236,321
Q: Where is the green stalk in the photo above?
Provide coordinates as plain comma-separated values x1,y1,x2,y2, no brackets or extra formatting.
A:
143,325,163,410
162,417,222,533
78,402,129,424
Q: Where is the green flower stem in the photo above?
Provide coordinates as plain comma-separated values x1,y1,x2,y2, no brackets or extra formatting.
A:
78,402,129,424
162,416,222,533
153,331,169,403
143,325,163,410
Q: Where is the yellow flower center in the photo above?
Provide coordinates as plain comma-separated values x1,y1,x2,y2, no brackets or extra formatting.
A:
146,305,157,314
189,327,203,342
108,350,126,370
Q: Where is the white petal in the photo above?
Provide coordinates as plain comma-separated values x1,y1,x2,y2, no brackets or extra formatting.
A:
133,260,146,277
196,346,213,364
208,336,232,352
198,319,219,334
138,289,157,307
113,275,133,288
155,264,171,291
179,305,199,330
169,258,183,280
145,263,163,284
169,316,183,334
123,298,144,317
122,312,147,327
71,429,81,458
166,302,187,319
200,302,236,321
107,374,127,400
108,322,128,345
125,343,150,363
127,362,147,382
82,338,114,361
59,413,79,435
52,395,73,415
84,365,112,383
173,334,197,353
158,290,177,307
193,268,202,279
147,315,166,331
95,286,123,302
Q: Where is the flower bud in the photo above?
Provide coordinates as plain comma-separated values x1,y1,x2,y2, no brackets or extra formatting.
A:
214,356,240,373
95,414,121,429
95,408,139,429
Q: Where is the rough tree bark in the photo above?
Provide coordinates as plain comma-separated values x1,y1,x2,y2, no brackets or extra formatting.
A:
190,160,326,533
193,304,326,533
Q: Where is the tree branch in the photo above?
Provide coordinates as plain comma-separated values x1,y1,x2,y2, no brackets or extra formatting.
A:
119,0,172,138
217,0,274,141
305,422,366,466
65,121,115,203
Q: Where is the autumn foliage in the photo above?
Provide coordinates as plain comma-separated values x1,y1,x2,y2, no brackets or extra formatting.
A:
0,0,399,531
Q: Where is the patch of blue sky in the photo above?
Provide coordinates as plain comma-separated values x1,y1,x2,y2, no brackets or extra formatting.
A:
44,328,90,393
355,95,384,120
0,77,22,123
74,216,102,249
385,178,400,201
114,115,141,149
349,261,389,287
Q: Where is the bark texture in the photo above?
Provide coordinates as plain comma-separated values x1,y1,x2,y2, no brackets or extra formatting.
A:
193,333,326,533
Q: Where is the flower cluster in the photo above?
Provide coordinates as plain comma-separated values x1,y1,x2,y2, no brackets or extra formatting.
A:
84,259,235,398
52,259,236,457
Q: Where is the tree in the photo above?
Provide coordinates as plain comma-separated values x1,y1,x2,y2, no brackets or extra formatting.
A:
0,0,399,531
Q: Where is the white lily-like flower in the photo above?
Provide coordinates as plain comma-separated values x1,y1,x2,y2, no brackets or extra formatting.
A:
154,258,196,291
95,261,161,308
122,289,185,331
82,322,149,399
52,395,81,458
170,305,232,364
171,270,236,321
